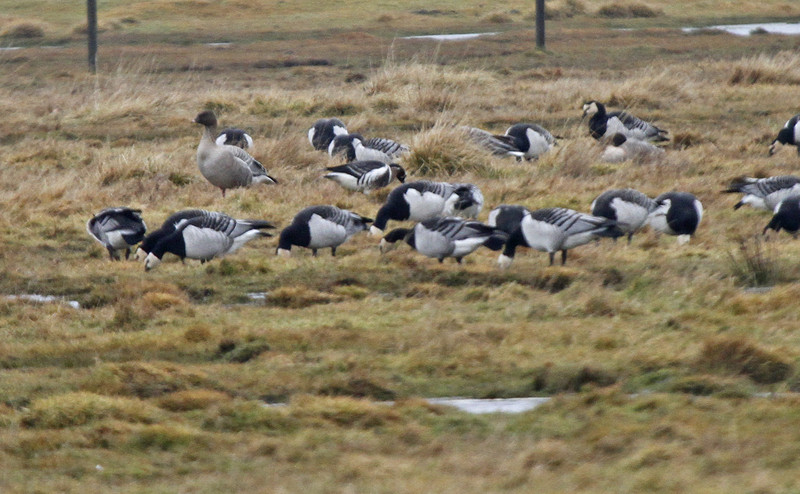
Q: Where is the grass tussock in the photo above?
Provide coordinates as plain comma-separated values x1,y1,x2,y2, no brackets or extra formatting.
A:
157,389,231,411
405,124,492,176
81,362,211,398
0,20,46,38
541,0,586,20
21,392,161,428
595,2,663,18
697,337,793,384
266,286,342,308
127,424,205,451
726,236,782,287
729,52,800,85
288,395,400,428
217,337,270,363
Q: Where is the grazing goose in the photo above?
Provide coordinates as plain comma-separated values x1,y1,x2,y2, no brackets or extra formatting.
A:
329,133,409,164
277,205,372,257
591,188,657,243
445,183,484,219
324,160,406,194
143,212,275,271
371,181,482,235
87,207,147,261
600,133,665,163
216,128,253,149
723,175,800,211
488,205,531,234
763,196,800,237
380,216,508,264
582,101,668,142
308,118,348,151
194,110,278,197
648,192,703,245
769,114,800,156
497,208,623,268
135,209,216,260
465,123,557,160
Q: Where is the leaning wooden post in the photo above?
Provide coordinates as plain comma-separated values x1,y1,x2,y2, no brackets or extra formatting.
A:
535,0,545,49
87,0,97,73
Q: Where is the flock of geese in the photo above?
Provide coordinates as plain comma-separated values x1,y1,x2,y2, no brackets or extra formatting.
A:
86,103,800,271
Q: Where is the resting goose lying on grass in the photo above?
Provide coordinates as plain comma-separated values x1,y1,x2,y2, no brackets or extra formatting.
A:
194,110,277,197
370,181,483,236
324,160,406,194
277,205,372,257
87,207,147,261
329,133,409,164
380,216,508,264
591,188,657,244
600,133,665,163
308,118,348,151
723,175,800,211
143,212,275,271
497,207,623,268
648,192,703,245
582,100,668,142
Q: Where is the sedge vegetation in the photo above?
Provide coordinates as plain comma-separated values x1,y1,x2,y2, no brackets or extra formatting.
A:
3,1,800,492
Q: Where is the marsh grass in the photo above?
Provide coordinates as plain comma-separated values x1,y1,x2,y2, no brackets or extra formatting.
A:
726,236,782,287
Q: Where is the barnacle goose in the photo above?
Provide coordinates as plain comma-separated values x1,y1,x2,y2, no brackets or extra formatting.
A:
194,110,278,197
724,175,800,211
329,133,409,164
647,192,703,245
497,208,623,268
135,209,216,260
488,204,531,234
370,181,482,235
308,118,348,151
143,212,275,271
277,205,372,257
380,216,508,264
769,114,800,156
216,128,254,149
763,196,800,237
591,188,657,243
324,160,406,194
87,207,147,260
600,133,665,163
582,101,668,142
465,123,557,160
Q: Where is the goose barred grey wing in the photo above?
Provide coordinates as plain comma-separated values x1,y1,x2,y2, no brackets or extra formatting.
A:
463,126,524,157
363,137,409,157
531,208,612,234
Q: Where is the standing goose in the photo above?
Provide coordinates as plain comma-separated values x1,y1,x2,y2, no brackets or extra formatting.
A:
600,133,665,163
648,192,703,245
277,205,372,257
769,114,800,156
308,118,348,151
323,160,406,194
497,208,623,268
135,209,218,260
216,128,254,149
582,101,668,142
723,175,800,211
194,110,277,197
591,188,657,243
143,212,275,271
763,196,800,237
380,216,508,264
87,207,147,260
329,133,409,164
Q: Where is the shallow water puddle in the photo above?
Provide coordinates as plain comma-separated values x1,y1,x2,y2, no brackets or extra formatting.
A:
4,294,81,309
426,397,550,414
683,21,800,36
400,32,498,41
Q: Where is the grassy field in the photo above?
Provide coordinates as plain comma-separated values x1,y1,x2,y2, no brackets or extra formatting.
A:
4,1,800,492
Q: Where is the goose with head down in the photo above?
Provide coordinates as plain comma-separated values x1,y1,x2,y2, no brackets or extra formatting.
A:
277,205,372,257
87,207,147,261
324,160,406,194
582,100,668,142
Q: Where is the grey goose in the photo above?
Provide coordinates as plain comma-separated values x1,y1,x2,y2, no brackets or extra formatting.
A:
87,207,147,260
194,110,277,197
